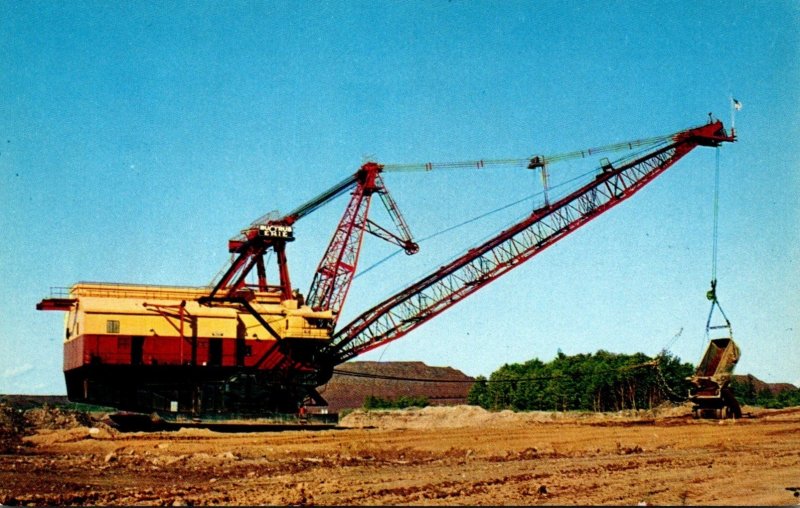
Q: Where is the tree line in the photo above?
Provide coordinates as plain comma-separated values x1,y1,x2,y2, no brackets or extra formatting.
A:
363,395,430,410
356,350,800,412
730,376,800,409
467,349,694,412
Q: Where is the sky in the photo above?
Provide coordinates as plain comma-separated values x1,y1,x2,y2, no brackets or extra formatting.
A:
2,1,798,394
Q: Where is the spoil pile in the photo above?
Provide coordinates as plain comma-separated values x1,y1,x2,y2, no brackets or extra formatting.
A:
0,401,105,453
339,403,697,429
26,405,94,430
319,361,474,412
0,402,29,453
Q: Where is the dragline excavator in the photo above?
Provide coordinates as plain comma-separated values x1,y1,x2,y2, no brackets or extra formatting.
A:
38,117,736,424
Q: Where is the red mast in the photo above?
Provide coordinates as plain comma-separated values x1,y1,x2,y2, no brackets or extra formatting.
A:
306,162,417,323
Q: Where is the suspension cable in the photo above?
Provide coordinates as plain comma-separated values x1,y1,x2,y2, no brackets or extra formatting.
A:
353,167,598,281
711,147,720,284
381,133,673,173
705,146,733,340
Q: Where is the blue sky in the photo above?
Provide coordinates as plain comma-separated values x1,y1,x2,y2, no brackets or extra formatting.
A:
2,1,798,394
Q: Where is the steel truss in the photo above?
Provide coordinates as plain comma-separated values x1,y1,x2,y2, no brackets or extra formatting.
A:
327,121,733,363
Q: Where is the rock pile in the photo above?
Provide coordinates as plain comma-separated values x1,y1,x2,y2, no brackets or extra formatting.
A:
0,401,106,453
0,402,30,453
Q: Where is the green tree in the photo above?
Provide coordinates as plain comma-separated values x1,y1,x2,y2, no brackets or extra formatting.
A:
730,375,757,405
777,388,800,408
756,387,780,409
467,376,490,407
466,349,694,412
363,395,429,410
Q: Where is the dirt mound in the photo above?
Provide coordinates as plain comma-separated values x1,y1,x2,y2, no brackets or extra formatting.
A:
339,403,697,429
26,405,94,430
319,361,474,412
0,395,70,410
733,374,797,395
0,402,30,453
339,404,496,429
0,402,113,453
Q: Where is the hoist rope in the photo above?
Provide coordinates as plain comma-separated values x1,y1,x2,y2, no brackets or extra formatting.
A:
355,136,674,288
381,133,674,173
711,147,720,283
705,147,734,338
353,167,598,281
660,327,683,355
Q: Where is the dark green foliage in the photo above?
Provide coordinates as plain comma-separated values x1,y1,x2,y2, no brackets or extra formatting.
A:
730,376,800,409
363,395,430,410
777,388,800,408
467,349,694,412
466,376,490,408
730,375,757,405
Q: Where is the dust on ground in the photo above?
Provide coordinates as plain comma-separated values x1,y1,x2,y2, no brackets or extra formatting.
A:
1,402,798,506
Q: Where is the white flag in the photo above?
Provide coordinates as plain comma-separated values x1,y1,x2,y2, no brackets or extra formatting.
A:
733,98,742,111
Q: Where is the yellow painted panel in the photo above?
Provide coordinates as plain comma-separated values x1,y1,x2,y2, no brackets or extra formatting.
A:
196,315,237,339
63,282,333,343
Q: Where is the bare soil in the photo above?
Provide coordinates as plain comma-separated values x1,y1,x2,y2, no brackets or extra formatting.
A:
1,404,798,506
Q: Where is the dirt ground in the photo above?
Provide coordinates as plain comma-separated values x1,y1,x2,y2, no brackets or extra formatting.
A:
1,404,799,506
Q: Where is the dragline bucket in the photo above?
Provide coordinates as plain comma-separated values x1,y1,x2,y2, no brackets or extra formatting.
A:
688,338,742,419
